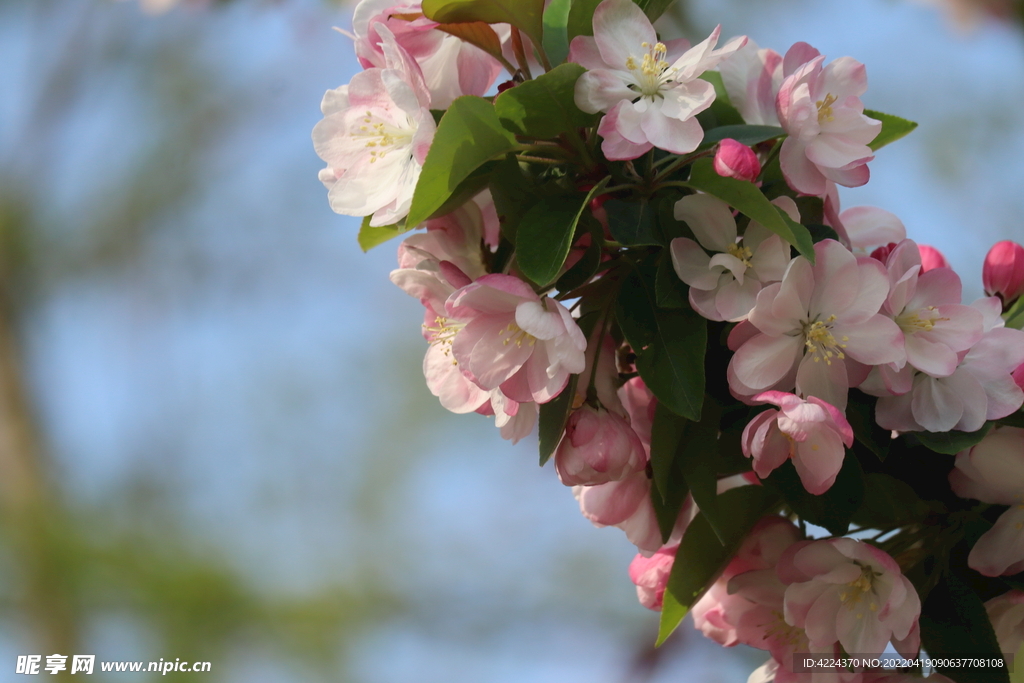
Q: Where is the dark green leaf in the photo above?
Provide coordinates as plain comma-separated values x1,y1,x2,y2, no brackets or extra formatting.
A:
998,412,1024,429
657,486,781,645
845,392,890,461
541,0,572,67
489,156,537,244
357,216,405,252
633,0,674,23
805,223,840,244
407,96,518,228
701,125,785,148
649,403,687,501
865,109,919,152
555,222,601,293
920,570,1010,683
765,453,863,536
853,473,931,529
423,0,545,49
427,160,498,220
687,158,815,261
604,197,661,246
538,374,579,466
495,64,597,140
566,0,601,41
675,400,724,541
912,423,993,455
655,249,688,309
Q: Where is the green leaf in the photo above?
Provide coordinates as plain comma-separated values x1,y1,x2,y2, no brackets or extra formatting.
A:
675,400,724,541
604,197,661,246
845,391,890,461
566,0,600,41
434,22,506,64
912,423,993,455
701,125,785,148
407,96,518,228
655,249,688,309
517,178,608,286
657,485,780,645
555,221,601,293
853,473,931,529
765,453,864,537
649,403,688,502
542,0,572,67
865,109,919,152
537,374,579,466
695,72,744,128
920,570,1010,683
357,216,405,252
998,412,1024,429
423,0,545,49
494,63,597,140
632,0,675,23
687,158,815,261
1004,294,1024,330
617,266,706,420
489,156,536,244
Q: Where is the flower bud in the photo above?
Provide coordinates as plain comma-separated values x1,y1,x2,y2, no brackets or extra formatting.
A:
1014,362,1024,391
983,240,1024,303
918,244,950,272
713,139,761,182
554,406,646,486
870,242,898,263
628,545,677,610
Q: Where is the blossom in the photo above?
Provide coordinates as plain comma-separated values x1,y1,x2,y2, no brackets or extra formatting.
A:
780,538,920,656
554,405,646,486
313,26,436,227
718,39,783,126
350,0,502,109
841,208,906,253
728,239,904,410
569,0,746,160
619,376,656,450
984,240,1024,304
985,591,1024,655
741,392,853,494
949,427,1024,576
776,44,881,196
670,194,793,322
918,245,950,272
629,544,676,610
714,139,762,181
446,274,587,404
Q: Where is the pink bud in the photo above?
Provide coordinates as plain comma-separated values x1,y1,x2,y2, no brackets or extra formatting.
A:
1013,363,1024,391
628,545,677,610
713,139,761,182
554,406,646,486
984,240,1024,303
918,244,950,272
870,242,898,263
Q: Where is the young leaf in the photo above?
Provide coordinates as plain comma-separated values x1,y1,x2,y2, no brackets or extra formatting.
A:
357,216,405,252
566,0,601,41
494,63,597,140
434,22,506,64
604,197,661,246
538,374,579,466
865,109,919,151
407,96,518,228
422,0,546,49
686,158,815,262
542,0,572,67
657,485,780,645
912,423,993,455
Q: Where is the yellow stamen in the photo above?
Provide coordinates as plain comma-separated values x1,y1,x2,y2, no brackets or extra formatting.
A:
816,93,837,123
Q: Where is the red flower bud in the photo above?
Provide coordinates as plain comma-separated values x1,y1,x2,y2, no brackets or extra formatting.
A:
918,244,950,272
713,139,761,183
983,240,1024,303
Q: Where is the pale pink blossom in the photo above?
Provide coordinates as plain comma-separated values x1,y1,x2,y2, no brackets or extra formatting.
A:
715,139,762,182
1014,362,1024,390
718,39,783,126
350,0,502,109
477,389,537,444
554,405,646,486
629,544,676,610
313,26,436,226
670,194,794,322
985,591,1024,655
950,427,1024,576
918,245,950,272
619,376,656,450
776,44,881,196
741,391,853,494
446,274,587,404
780,538,920,657
728,239,904,410
569,0,745,160
841,208,906,253
984,240,1024,304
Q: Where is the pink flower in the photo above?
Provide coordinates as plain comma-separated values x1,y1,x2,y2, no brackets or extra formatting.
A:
446,274,587,404
629,544,677,610
780,538,920,657
728,239,904,410
1014,362,1024,390
619,376,656,450
569,0,745,160
715,139,762,181
918,245,950,272
842,208,906,253
670,194,793,322
950,427,1024,576
984,240,1024,304
718,39,783,126
313,25,436,226
741,392,853,494
351,0,502,109
554,405,646,486
985,591,1024,656
776,44,881,196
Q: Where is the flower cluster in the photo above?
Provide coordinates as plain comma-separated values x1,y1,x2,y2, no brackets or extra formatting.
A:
315,0,1024,679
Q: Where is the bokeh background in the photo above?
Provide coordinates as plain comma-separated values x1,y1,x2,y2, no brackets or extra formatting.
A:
1,0,1023,681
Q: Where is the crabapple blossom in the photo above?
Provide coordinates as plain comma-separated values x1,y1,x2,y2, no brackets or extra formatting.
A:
918,245,950,272
629,544,676,610
1015,362,1024,390
985,591,1024,656
780,538,920,657
446,274,587,404
740,391,853,494
776,44,881,196
313,25,436,226
728,239,904,410
718,39,783,127
714,139,762,182
554,406,646,486
984,240,1024,304
569,0,746,160
670,193,793,322
949,427,1024,576
351,0,502,109
619,376,656,450
841,208,906,253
